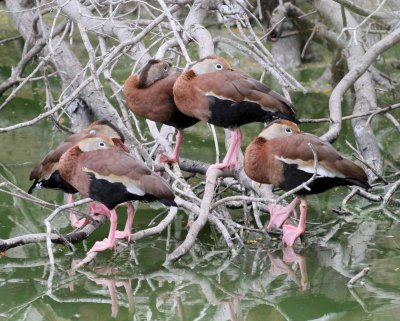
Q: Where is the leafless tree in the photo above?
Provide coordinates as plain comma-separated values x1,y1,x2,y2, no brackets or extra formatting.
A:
0,0,399,265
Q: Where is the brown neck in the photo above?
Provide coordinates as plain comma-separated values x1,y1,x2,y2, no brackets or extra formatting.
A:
137,60,160,88
137,72,150,88
244,137,267,181
59,146,82,182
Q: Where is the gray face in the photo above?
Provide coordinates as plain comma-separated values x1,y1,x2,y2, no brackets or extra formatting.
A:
147,62,171,85
191,58,230,75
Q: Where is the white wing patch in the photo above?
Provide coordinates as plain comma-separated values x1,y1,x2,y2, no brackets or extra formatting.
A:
205,91,262,105
126,185,145,196
275,156,345,178
83,167,145,196
260,105,278,112
205,91,232,101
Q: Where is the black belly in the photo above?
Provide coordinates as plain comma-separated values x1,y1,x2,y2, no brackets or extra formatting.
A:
87,174,175,209
208,97,298,128
165,108,200,129
36,171,78,194
280,163,352,195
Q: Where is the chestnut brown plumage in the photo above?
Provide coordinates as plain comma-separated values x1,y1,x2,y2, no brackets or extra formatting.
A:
124,59,199,163
244,120,369,246
28,120,127,228
59,135,176,253
173,55,299,170
28,119,125,194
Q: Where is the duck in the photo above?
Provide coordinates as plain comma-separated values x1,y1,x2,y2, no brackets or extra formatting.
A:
124,59,199,163
58,135,176,253
173,55,299,170
244,119,370,246
28,119,127,228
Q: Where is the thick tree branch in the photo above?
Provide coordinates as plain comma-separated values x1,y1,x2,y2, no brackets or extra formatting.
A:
320,13,400,142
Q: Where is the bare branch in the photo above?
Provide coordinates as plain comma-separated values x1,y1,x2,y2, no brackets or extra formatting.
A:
332,0,396,21
321,18,400,142
0,214,106,252
167,168,222,262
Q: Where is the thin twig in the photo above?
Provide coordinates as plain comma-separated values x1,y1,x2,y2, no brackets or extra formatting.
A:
382,179,400,205
347,267,370,286
45,198,92,266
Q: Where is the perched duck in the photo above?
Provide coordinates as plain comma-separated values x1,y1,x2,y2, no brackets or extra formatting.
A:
28,119,127,228
58,135,176,253
28,119,125,193
124,59,199,163
244,120,370,246
173,55,298,170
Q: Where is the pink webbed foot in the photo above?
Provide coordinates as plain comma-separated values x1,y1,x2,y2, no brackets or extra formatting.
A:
115,202,135,242
159,129,183,164
207,155,239,171
89,202,112,224
282,246,303,263
89,202,110,217
115,230,131,241
282,224,304,247
282,247,310,291
67,194,88,228
208,161,236,171
208,128,242,172
266,204,293,231
268,253,292,276
282,198,308,247
88,238,117,254
87,209,118,254
159,154,179,164
70,216,89,229
266,198,300,230
70,202,110,229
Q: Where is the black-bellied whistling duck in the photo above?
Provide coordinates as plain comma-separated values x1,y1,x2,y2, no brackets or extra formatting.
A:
58,135,176,253
28,120,128,228
124,59,199,163
173,55,299,170
244,120,370,246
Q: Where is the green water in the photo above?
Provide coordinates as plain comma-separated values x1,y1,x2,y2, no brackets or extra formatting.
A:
1,13,400,321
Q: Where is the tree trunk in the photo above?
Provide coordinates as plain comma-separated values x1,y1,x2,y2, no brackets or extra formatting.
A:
315,0,384,179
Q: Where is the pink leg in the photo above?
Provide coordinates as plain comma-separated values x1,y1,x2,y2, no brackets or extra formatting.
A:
282,246,303,263
265,197,300,231
115,202,136,241
208,128,242,171
282,198,307,247
88,209,118,253
69,197,110,229
227,128,242,168
106,280,119,318
89,202,111,218
171,129,183,162
282,247,309,291
91,277,119,317
160,129,183,164
68,194,88,228
268,252,292,277
120,280,134,313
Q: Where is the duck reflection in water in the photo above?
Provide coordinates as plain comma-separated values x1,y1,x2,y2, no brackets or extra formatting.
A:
63,247,308,320
68,260,134,318
268,247,309,291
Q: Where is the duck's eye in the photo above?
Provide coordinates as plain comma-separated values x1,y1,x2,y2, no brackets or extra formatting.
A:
215,63,223,70
89,129,96,134
163,65,169,71
285,128,292,134
99,142,106,147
